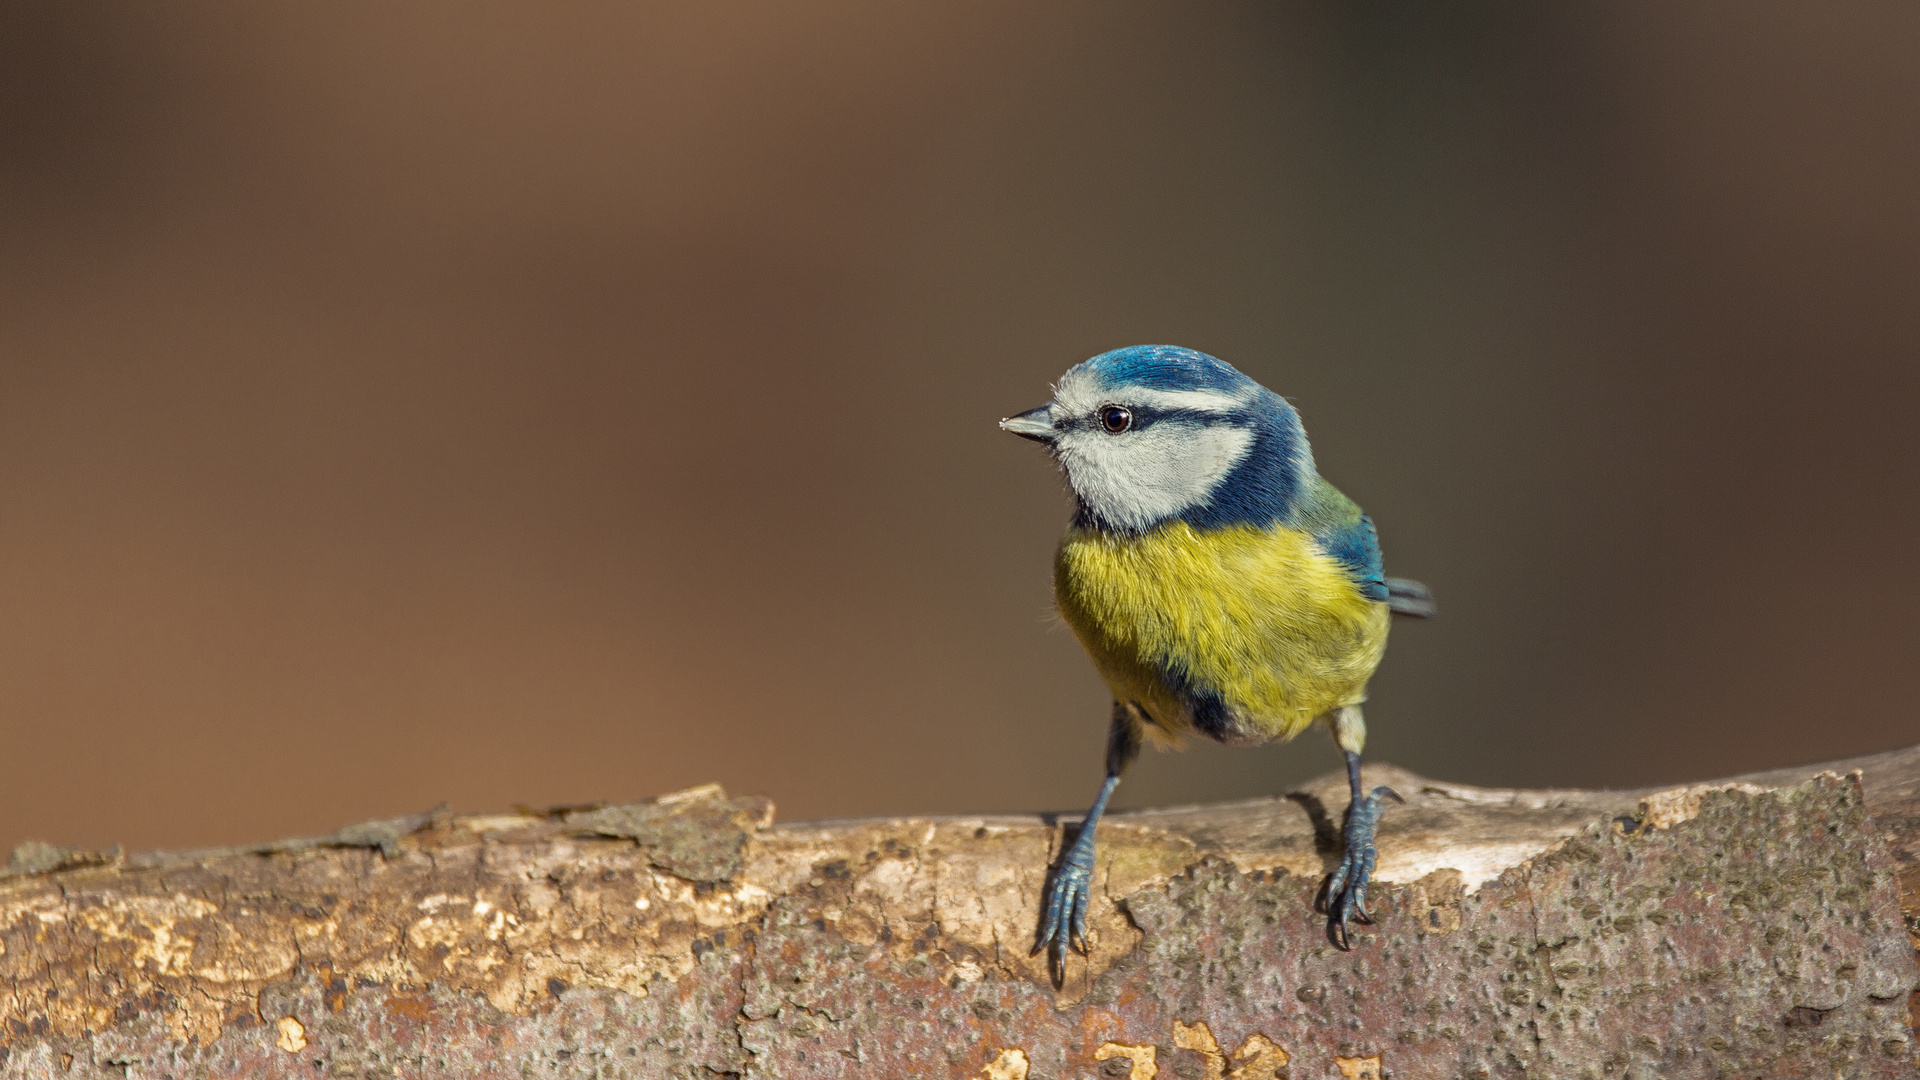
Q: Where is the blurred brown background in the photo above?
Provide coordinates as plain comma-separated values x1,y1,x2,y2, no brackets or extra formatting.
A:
2,3,1915,852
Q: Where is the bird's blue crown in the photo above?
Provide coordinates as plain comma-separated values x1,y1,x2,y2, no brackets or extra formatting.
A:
1071,344,1262,395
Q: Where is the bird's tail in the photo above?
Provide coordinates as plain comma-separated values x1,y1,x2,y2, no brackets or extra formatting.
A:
1384,577,1435,618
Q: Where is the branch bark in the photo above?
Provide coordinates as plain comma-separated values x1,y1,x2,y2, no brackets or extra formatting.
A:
3,748,1918,1079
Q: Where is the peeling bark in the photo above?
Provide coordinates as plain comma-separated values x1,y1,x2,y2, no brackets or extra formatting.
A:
3,747,1917,1079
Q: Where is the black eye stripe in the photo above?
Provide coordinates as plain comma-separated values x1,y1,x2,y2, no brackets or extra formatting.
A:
1069,405,1236,432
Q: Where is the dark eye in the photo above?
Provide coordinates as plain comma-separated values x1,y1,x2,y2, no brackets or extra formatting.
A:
1099,405,1133,433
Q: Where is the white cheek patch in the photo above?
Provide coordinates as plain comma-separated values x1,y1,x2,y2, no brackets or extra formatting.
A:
1056,421,1254,532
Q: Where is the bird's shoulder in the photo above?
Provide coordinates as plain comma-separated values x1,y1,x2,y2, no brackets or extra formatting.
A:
1293,477,1387,601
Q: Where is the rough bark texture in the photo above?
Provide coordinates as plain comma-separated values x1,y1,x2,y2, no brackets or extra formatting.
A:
3,748,1918,1079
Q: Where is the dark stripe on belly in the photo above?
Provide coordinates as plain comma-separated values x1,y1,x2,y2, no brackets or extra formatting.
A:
1188,687,1236,742
1158,657,1238,742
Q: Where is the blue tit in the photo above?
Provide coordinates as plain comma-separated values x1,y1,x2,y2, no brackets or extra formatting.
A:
1000,344,1433,964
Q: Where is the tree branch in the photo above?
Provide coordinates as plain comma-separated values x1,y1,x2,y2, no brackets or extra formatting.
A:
3,748,1917,1078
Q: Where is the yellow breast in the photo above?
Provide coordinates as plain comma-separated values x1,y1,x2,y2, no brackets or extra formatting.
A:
1054,520,1389,743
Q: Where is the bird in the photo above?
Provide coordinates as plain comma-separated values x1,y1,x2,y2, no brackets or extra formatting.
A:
999,344,1433,967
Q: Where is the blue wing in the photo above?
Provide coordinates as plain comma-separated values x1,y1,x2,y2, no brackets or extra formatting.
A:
1317,509,1389,602
1298,477,1391,601
1301,479,1435,615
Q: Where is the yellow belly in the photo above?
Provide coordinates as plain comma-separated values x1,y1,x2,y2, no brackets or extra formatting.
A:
1054,520,1390,744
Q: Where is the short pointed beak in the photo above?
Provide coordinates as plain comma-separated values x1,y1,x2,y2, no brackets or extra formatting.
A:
999,405,1057,443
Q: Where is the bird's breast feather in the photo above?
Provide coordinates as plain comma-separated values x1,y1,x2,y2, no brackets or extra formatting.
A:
1053,521,1388,732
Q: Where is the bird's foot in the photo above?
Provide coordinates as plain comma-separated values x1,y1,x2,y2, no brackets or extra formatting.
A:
1321,784,1403,950
1032,828,1099,974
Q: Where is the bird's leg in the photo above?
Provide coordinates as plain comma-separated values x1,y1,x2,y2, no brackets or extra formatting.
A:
1034,703,1141,976
1321,705,1403,950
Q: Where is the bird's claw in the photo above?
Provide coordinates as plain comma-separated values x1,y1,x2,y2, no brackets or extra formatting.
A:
1033,831,1098,972
1322,785,1402,950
